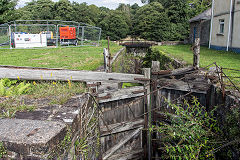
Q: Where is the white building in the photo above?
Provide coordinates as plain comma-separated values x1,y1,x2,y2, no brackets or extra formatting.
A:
209,0,240,53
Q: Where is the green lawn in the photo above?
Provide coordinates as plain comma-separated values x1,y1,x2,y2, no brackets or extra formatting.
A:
0,40,122,71
153,45,240,88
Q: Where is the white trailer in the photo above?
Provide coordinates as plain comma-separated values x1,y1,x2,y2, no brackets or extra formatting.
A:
14,33,47,48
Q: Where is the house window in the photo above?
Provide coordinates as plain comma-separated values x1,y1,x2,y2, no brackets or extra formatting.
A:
219,19,225,34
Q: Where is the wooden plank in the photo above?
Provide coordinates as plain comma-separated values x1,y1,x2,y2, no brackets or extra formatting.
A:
157,67,195,78
157,78,208,94
108,149,143,160
152,70,172,75
98,86,145,103
103,127,143,160
86,82,101,87
134,77,151,81
97,94,112,101
0,66,145,83
100,119,144,136
132,89,146,94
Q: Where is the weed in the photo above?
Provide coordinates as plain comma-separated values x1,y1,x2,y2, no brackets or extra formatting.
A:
151,97,219,160
0,142,6,158
29,81,85,105
0,98,36,118
0,79,31,96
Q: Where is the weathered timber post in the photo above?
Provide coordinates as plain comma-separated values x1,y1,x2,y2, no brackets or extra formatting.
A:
151,61,159,158
87,82,101,97
104,48,110,73
220,67,226,100
107,36,112,73
143,68,152,160
193,37,200,69
151,61,160,73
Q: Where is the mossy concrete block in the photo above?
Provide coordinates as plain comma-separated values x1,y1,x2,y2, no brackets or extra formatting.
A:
0,119,66,158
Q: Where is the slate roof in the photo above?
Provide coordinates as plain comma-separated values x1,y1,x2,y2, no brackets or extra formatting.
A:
189,8,212,23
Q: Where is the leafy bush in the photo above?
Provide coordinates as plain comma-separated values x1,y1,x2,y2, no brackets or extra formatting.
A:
151,97,219,159
143,48,173,69
0,79,31,96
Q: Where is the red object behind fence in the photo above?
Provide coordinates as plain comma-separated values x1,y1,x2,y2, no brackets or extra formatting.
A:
59,26,76,40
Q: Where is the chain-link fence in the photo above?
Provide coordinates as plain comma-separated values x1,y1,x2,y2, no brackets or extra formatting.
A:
0,20,101,49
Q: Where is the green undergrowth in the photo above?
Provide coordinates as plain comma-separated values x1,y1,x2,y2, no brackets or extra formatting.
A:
143,47,175,70
152,96,240,159
0,98,35,118
151,97,220,160
29,80,85,104
122,83,141,88
0,79,31,96
112,49,143,74
0,78,85,118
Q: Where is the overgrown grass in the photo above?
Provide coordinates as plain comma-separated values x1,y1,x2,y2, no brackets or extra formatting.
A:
0,79,85,118
29,80,85,105
0,40,122,70
154,45,240,89
0,98,35,118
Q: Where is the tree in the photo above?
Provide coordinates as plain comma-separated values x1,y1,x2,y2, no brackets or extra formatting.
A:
138,0,201,41
54,0,73,21
133,2,171,41
18,0,55,20
130,3,140,15
35,0,55,20
163,0,191,40
142,0,211,14
0,0,18,23
188,0,212,16
99,10,130,40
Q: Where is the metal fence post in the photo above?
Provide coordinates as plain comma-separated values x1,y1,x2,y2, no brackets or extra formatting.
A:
56,24,59,48
81,26,85,46
98,28,102,47
47,20,49,32
14,21,16,33
77,24,80,40
9,25,12,49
